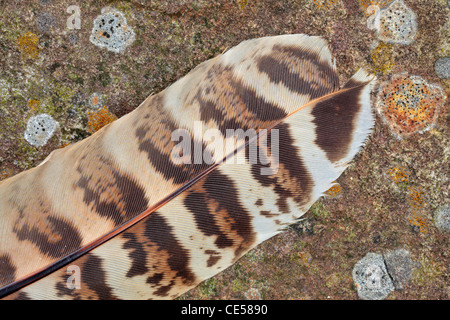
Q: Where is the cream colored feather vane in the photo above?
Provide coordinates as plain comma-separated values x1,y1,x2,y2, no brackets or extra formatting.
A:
0,34,375,299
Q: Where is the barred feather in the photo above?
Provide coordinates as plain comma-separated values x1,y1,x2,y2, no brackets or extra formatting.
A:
0,34,375,299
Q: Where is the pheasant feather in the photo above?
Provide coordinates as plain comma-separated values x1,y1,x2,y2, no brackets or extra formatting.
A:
0,34,376,299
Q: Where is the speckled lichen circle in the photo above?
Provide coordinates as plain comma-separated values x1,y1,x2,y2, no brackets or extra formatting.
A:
89,7,135,53
367,0,418,45
376,73,446,138
24,113,58,147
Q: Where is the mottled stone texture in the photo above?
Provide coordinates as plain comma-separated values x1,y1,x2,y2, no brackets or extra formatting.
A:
352,252,395,300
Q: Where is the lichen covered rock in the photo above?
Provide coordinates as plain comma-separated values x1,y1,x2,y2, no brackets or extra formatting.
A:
35,12,57,34
24,113,58,147
16,32,39,60
434,57,450,79
352,252,395,300
324,182,342,198
88,92,104,110
434,205,450,233
383,248,415,290
89,7,135,53
369,41,395,75
87,106,118,133
376,73,446,139
367,0,418,45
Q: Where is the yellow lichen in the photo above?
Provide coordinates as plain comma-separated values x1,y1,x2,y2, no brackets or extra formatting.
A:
370,42,395,75
386,167,431,234
412,254,446,286
87,106,118,133
17,32,39,60
237,0,248,10
27,99,40,111
297,252,312,267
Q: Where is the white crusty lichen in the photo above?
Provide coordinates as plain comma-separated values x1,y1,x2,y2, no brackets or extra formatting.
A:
352,252,395,300
367,0,418,45
24,113,58,147
89,7,135,53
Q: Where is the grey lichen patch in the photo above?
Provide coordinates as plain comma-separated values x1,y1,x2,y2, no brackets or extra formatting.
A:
88,92,104,110
433,205,450,233
89,7,135,53
35,12,57,34
367,0,418,45
352,252,395,300
434,57,450,79
24,113,58,147
383,248,416,290
67,32,79,46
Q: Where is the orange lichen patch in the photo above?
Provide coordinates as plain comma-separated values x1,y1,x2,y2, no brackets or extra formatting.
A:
16,32,39,60
27,99,40,111
0,172,10,181
325,182,342,198
59,142,71,149
376,73,446,139
409,212,430,234
386,165,410,183
404,182,430,234
370,42,394,75
407,186,426,211
87,106,118,133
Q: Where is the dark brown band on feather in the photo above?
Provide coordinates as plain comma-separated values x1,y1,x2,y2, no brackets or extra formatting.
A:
82,254,118,299
258,44,339,98
203,171,256,258
144,212,196,287
250,123,313,211
13,216,82,259
0,255,16,287
76,162,149,226
185,191,234,249
123,232,149,278
312,84,365,163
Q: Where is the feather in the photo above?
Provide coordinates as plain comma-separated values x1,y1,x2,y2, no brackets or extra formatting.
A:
0,34,376,300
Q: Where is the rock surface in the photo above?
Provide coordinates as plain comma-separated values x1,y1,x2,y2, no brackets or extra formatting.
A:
434,57,450,79
384,248,416,290
352,252,395,300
